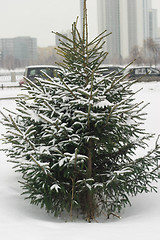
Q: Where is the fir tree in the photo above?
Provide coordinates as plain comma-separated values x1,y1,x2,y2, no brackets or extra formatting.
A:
0,0,160,222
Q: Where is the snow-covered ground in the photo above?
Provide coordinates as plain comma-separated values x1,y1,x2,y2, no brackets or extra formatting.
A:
0,82,160,240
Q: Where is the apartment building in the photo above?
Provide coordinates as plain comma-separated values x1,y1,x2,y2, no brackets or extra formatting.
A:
149,9,158,39
0,36,37,69
97,0,157,63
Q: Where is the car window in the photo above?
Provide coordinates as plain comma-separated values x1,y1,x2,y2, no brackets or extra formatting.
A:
135,68,146,75
108,67,122,72
98,66,123,76
40,68,52,77
27,67,59,78
147,68,160,75
28,69,38,77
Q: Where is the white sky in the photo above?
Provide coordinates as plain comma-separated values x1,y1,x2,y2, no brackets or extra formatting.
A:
0,0,160,47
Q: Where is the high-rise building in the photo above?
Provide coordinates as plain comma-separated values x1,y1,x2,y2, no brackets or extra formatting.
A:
97,0,157,63
149,9,158,39
0,36,37,68
14,37,37,66
98,0,127,63
127,0,144,53
80,0,85,35
143,0,152,40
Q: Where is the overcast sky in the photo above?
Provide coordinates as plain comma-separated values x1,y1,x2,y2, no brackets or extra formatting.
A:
0,0,160,47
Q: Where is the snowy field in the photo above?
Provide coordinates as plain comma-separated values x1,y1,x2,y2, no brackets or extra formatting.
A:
0,82,160,240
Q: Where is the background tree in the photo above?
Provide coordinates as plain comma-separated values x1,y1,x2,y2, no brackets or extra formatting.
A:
129,46,144,65
144,38,160,67
1,0,160,222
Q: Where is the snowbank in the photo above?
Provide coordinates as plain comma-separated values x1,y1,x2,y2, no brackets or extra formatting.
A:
0,82,160,240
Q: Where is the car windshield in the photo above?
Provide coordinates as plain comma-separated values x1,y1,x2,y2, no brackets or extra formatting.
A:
27,67,58,78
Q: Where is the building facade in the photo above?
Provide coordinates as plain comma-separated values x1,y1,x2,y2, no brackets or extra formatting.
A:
149,9,158,39
0,36,37,69
80,0,85,35
98,0,125,63
97,0,157,63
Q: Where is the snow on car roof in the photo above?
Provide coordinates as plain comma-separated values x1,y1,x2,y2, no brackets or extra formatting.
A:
129,66,157,69
25,65,60,69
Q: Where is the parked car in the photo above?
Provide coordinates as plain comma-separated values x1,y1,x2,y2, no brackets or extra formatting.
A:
126,66,160,81
97,65,124,76
19,65,60,86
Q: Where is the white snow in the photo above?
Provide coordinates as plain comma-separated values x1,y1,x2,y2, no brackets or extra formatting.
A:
50,184,61,192
0,82,160,240
95,99,111,108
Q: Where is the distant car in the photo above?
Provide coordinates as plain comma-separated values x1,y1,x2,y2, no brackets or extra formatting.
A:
97,65,124,76
19,65,60,86
126,66,160,81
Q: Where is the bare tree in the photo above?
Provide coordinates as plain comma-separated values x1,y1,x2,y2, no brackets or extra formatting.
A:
129,46,144,65
144,38,160,67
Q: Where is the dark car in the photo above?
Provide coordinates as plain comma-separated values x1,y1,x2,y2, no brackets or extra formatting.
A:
126,66,160,81
19,65,60,86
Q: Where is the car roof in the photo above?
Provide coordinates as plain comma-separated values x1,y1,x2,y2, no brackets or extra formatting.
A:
100,65,123,68
129,66,157,69
25,65,60,69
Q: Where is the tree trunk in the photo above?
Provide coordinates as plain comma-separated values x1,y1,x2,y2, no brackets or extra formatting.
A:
86,139,95,221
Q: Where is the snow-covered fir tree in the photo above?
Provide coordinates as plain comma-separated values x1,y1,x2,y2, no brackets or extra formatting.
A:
1,0,160,222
